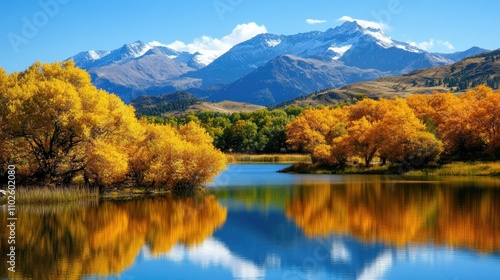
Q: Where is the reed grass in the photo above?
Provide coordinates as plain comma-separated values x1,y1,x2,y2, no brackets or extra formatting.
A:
1,186,99,204
406,161,500,176
226,154,311,163
280,162,394,174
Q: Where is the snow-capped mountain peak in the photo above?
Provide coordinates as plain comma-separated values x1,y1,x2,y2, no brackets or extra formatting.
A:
122,40,153,58
69,40,196,69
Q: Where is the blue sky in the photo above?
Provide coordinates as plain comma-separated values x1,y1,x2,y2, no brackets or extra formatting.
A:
1,0,500,73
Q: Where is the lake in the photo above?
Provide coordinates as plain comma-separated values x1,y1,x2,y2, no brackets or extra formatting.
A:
1,164,500,280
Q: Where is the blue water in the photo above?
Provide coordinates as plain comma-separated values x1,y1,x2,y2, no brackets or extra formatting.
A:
118,164,500,280
3,164,500,280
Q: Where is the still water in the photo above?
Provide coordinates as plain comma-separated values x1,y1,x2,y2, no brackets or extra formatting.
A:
1,164,500,280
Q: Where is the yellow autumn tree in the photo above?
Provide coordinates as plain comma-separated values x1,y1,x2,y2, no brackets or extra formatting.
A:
129,122,226,190
177,122,227,188
0,61,226,190
286,107,348,165
2,62,97,184
286,107,347,153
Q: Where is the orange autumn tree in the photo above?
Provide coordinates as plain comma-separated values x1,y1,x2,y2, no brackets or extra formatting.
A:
467,86,500,157
286,98,442,167
407,85,500,159
0,61,226,189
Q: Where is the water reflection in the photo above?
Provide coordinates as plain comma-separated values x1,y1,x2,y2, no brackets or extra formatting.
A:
1,165,500,279
0,195,227,280
285,179,500,253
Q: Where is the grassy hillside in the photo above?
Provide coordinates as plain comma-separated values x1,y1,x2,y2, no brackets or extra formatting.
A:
172,100,265,116
131,91,264,116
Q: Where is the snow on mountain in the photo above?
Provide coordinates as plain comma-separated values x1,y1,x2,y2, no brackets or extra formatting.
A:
183,20,445,86
329,45,352,60
197,54,386,105
266,39,281,47
71,41,181,68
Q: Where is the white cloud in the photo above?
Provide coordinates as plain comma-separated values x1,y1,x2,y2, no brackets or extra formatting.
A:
438,40,455,50
408,39,455,51
165,22,267,65
409,39,435,51
306,18,327,25
337,16,388,31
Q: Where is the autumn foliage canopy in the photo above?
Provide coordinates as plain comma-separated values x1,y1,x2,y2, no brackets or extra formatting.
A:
0,61,226,189
287,85,500,167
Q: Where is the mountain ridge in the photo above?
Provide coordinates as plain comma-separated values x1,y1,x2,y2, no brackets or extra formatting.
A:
282,48,500,107
67,20,489,104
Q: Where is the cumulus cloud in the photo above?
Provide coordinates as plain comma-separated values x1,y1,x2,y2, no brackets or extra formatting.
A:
165,22,267,65
337,16,388,31
306,18,327,25
408,39,455,51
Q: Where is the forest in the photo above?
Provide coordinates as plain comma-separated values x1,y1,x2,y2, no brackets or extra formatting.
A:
0,62,226,190
144,106,307,154
147,85,500,171
286,85,500,169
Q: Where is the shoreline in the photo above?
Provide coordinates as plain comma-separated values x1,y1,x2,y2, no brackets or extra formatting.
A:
226,153,311,163
280,161,500,177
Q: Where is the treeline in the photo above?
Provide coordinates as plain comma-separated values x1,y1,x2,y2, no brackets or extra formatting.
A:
439,55,500,91
443,75,500,91
286,85,500,168
144,107,307,153
0,62,225,190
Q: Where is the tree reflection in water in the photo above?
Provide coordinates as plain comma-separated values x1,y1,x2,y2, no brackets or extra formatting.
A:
286,177,500,253
0,195,227,280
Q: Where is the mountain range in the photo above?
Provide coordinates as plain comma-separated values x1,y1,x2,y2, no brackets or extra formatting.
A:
68,20,488,105
282,48,500,107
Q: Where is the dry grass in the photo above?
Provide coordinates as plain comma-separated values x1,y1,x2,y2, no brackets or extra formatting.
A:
164,101,265,116
226,154,311,163
1,186,99,204
407,161,500,176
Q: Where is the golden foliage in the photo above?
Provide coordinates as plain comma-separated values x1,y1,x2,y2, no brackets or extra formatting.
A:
407,85,500,159
287,97,442,167
288,86,500,166
0,62,225,189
